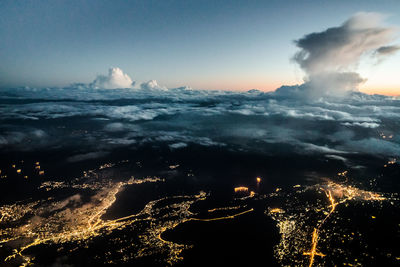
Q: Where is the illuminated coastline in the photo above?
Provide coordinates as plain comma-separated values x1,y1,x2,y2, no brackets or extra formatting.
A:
0,163,256,266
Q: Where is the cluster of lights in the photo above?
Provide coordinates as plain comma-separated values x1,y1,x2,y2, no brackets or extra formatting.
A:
0,168,180,265
384,158,397,167
208,205,245,213
379,132,394,139
268,178,393,267
233,177,262,199
234,186,249,193
99,163,115,169
0,162,45,180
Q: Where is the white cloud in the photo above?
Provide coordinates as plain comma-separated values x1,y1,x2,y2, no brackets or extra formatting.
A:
140,80,168,91
325,154,348,162
90,67,134,89
341,122,380,128
300,143,349,154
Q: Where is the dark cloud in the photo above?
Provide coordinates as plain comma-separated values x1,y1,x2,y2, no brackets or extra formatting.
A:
67,151,110,162
375,45,400,57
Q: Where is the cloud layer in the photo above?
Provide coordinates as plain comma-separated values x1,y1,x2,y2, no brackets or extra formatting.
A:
1,85,399,162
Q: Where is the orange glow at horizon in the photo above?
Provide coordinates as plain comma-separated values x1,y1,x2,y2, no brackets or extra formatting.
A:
195,82,399,96
185,69,400,96
359,87,400,96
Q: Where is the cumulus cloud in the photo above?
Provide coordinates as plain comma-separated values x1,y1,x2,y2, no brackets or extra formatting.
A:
293,12,399,97
306,72,366,96
90,67,135,89
140,80,168,91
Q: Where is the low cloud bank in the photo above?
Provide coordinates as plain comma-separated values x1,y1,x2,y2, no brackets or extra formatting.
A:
1,86,399,159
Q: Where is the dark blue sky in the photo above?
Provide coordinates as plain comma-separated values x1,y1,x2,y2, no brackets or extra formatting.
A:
1,0,399,93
